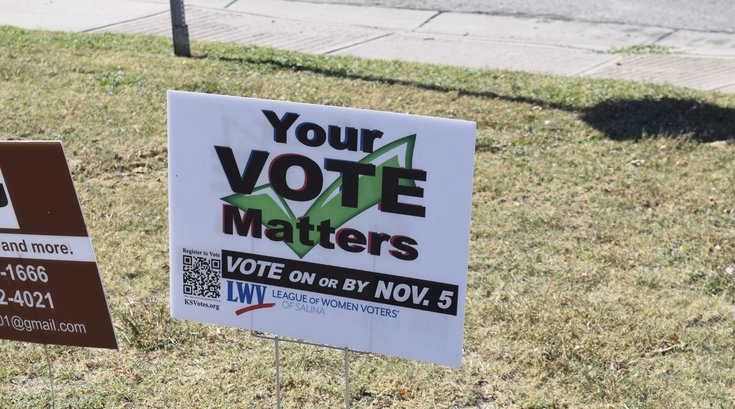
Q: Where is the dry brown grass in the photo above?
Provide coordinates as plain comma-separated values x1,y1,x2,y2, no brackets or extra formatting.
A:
0,26,734,408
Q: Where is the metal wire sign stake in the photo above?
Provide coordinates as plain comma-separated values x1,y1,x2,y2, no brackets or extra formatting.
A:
43,344,56,409
252,331,364,409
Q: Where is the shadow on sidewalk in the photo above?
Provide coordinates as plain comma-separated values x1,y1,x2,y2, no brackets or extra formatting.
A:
202,55,735,143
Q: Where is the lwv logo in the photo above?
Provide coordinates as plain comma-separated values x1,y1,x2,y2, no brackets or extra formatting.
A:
0,168,19,229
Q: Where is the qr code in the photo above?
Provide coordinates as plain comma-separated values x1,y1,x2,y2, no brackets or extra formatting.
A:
182,255,221,299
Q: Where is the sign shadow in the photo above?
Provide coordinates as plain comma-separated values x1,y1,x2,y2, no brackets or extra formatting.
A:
580,97,735,142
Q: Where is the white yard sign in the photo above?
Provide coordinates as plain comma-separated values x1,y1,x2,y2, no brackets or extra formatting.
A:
168,91,475,367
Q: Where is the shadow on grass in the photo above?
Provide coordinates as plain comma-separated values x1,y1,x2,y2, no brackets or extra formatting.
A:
581,98,735,142
194,54,564,107
199,54,735,143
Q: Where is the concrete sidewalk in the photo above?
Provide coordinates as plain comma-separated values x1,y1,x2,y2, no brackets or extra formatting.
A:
1,0,734,92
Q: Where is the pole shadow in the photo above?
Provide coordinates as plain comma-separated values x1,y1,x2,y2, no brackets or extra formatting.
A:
194,54,735,144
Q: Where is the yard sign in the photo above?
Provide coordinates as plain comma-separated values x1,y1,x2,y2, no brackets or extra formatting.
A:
0,141,117,349
168,91,474,366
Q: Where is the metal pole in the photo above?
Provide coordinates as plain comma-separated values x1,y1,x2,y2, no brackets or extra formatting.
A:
275,338,281,409
43,344,56,409
344,348,350,409
169,0,191,57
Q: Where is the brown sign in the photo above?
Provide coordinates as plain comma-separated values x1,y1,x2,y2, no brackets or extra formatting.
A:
0,141,117,349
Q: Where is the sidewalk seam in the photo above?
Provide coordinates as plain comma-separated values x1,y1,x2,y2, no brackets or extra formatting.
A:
414,11,442,31
81,10,169,33
652,29,677,45
324,33,393,55
573,56,622,76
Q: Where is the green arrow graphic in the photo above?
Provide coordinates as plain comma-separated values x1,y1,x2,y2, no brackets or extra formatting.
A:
222,134,417,258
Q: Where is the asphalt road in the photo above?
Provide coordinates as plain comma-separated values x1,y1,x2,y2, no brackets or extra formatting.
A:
286,0,734,33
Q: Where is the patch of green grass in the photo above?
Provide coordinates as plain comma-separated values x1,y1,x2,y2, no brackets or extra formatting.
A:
608,44,672,55
1,25,734,408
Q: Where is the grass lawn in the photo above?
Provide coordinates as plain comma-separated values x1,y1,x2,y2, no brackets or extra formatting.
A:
0,26,734,408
